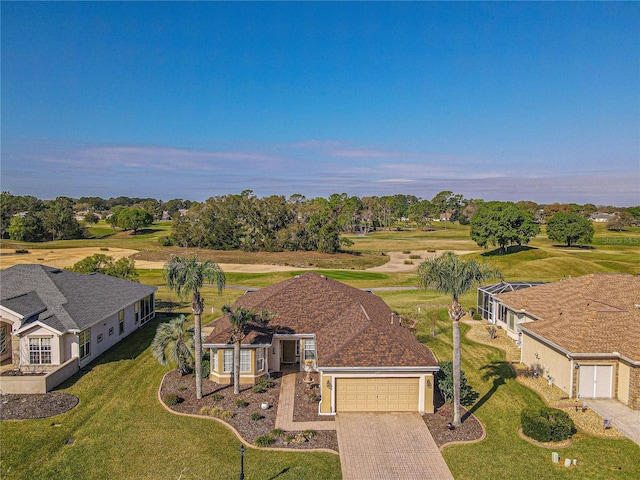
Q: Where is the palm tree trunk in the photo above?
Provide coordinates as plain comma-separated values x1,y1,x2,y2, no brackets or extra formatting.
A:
452,318,462,426
192,292,204,400
233,340,241,395
449,297,465,427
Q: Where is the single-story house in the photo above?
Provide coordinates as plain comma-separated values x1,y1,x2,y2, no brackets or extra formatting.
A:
589,212,616,223
494,274,639,409
203,272,439,414
0,264,156,394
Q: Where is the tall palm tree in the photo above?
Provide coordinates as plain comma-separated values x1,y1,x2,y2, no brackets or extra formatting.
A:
151,315,195,376
222,305,273,395
418,251,501,426
164,255,225,399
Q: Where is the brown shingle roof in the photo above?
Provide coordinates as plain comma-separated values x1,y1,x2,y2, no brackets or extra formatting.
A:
496,274,640,361
204,272,437,368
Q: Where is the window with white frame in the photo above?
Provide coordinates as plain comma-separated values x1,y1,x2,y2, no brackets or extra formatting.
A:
304,339,316,360
223,349,233,372
119,309,125,335
256,348,264,371
0,325,8,354
240,349,251,373
29,337,52,364
211,349,218,371
79,328,91,359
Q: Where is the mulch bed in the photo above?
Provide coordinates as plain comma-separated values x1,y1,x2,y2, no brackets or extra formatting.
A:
293,372,333,422
0,392,79,420
160,370,338,450
422,396,484,448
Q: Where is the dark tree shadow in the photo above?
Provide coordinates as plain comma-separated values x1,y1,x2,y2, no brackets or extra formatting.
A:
267,468,290,479
481,245,536,257
464,360,515,421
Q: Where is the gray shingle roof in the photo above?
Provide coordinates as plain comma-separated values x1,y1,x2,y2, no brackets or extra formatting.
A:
0,264,157,332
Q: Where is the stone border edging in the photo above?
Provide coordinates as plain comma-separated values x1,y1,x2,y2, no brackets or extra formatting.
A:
157,372,339,456
438,416,487,451
517,428,573,449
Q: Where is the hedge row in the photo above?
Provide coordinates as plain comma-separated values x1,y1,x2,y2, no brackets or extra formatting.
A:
521,407,576,442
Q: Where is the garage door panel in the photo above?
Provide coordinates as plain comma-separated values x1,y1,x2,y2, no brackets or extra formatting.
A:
336,378,419,412
579,365,613,399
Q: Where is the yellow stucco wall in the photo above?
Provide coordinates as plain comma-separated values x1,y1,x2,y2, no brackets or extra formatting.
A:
423,373,435,413
522,333,571,395
319,372,332,414
617,361,630,405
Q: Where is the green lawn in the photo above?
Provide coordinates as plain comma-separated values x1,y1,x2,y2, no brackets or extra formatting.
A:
0,316,341,480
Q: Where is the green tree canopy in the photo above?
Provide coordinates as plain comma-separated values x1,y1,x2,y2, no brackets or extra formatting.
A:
71,254,139,281
546,213,594,246
470,201,540,253
151,315,195,376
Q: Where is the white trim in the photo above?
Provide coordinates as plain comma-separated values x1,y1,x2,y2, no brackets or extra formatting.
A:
14,321,64,336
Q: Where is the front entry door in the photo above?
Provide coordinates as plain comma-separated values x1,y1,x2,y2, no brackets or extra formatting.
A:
282,340,296,364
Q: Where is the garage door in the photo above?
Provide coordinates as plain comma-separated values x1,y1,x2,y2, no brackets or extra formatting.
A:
336,378,419,412
578,365,613,398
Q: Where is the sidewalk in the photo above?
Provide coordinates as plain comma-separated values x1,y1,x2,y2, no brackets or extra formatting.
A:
275,373,336,431
587,399,640,446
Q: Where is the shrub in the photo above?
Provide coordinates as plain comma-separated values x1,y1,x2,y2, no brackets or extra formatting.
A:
403,260,414,265
252,377,275,393
158,236,174,247
472,313,482,321
99,247,109,251
302,429,316,438
270,428,285,437
521,407,575,442
409,254,421,259
199,406,211,415
210,393,224,402
178,385,187,391
162,394,183,406
15,249,29,254
402,250,411,254
436,361,479,406
219,410,235,420
235,400,249,408
284,435,295,443
255,435,273,447
250,412,263,421
210,407,224,417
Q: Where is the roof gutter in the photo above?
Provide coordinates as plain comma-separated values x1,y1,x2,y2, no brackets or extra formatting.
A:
520,327,640,366
318,366,439,373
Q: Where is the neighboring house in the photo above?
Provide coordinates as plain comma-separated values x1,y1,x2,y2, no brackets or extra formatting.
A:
203,272,439,414
0,264,156,394
590,213,616,223
477,281,546,333
494,274,639,409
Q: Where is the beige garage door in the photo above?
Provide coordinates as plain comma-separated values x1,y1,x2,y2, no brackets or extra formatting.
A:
578,365,613,399
336,377,419,412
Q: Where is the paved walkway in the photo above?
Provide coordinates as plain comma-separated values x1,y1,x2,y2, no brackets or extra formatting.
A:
335,412,454,480
587,399,640,446
275,373,335,431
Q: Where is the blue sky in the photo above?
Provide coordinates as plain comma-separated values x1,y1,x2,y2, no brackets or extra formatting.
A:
2,2,639,205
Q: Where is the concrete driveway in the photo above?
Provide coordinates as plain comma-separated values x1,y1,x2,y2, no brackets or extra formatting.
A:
587,399,640,446
335,412,454,480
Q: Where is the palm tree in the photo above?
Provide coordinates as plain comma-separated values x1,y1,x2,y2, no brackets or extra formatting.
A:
164,255,225,399
151,315,195,376
222,305,273,395
418,251,501,426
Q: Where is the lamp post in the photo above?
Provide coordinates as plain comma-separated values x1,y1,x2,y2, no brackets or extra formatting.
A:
239,445,245,480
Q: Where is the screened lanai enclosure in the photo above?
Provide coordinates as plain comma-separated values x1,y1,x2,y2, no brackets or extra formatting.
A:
477,282,545,324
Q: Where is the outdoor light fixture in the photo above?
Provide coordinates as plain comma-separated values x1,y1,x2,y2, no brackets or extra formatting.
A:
239,445,245,480
426,379,432,388
574,363,580,369
326,379,332,390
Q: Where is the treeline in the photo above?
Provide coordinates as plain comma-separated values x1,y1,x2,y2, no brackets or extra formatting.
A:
1,191,638,252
